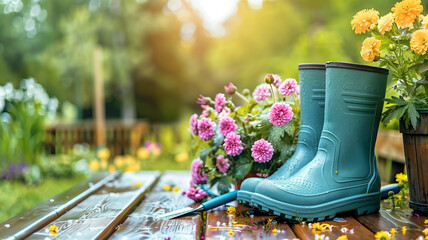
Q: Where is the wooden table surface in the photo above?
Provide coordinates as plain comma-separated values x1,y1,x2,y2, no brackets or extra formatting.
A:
1,171,427,240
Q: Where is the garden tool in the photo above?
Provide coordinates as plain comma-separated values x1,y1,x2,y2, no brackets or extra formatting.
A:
157,184,399,220
237,64,326,205
252,61,388,222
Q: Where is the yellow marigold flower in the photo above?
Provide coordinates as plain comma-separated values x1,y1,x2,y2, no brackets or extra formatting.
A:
97,148,111,160
272,228,278,234
390,228,397,235
49,224,58,236
89,160,100,171
172,186,180,193
351,9,379,34
337,235,348,240
312,222,331,233
227,230,234,236
402,226,407,234
163,184,171,191
422,15,428,30
425,219,428,225
392,0,423,29
375,231,391,240
423,228,428,235
396,173,408,183
175,151,189,163
360,37,382,62
378,13,394,34
410,29,428,55
137,147,150,160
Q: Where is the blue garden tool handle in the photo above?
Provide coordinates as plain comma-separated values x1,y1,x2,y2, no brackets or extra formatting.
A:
202,190,238,210
380,183,401,199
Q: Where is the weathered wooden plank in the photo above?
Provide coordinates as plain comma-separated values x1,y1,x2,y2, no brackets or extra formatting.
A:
110,171,201,240
292,217,375,240
205,202,297,240
356,208,428,240
26,171,160,240
0,172,115,240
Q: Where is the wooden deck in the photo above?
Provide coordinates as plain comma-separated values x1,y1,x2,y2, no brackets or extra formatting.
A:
1,171,427,240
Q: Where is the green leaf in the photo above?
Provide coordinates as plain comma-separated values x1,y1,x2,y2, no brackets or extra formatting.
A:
385,96,408,106
217,176,234,194
212,127,224,148
407,102,419,129
418,62,428,74
200,149,209,161
382,105,408,126
233,161,253,181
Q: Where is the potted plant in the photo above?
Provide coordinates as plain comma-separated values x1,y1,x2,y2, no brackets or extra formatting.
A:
351,0,428,214
186,74,300,200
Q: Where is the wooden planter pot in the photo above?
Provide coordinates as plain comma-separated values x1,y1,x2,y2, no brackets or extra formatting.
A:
400,110,428,215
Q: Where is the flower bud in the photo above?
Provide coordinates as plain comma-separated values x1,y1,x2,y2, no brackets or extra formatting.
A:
264,74,274,84
242,89,250,96
388,191,395,197
224,83,237,95
374,55,380,62
389,44,396,51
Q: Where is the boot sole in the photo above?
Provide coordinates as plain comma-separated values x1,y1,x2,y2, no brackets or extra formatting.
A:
237,190,253,206
251,192,380,222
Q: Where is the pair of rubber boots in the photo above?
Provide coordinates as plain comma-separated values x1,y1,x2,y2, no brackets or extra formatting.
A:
237,62,389,222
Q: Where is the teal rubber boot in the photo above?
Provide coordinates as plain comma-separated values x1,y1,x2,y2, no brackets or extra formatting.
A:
237,64,326,205
252,62,388,222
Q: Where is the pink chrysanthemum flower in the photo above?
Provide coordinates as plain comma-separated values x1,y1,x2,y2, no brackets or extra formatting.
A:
252,84,271,101
219,116,237,137
272,74,282,87
216,155,230,174
190,158,207,185
218,107,231,119
224,83,236,95
215,93,226,113
190,114,199,135
268,102,294,126
251,139,274,163
198,118,216,141
223,132,244,156
278,78,298,96
187,186,208,201
200,105,210,118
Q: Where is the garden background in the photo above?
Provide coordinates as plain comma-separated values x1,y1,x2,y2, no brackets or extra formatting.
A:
0,0,421,222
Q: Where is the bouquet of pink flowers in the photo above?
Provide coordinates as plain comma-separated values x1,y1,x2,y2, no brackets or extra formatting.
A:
187,74,301,200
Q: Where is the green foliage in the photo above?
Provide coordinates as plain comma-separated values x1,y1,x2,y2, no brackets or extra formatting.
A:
0,79,57,176
384,173,409,210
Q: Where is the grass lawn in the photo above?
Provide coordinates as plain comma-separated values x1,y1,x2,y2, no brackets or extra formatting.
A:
0,175,87,223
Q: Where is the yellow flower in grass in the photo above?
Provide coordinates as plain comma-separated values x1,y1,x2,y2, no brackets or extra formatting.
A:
351,9,379,34
137,147,150,160
378,13,394,34
49,224,58,236
175,151,189,163
97,148,111,161
375,231,391,240
88,160,100,171
411,30,428,55
337,235,348,240
392,0,423,29
114,156,124,168
360,37,382,62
